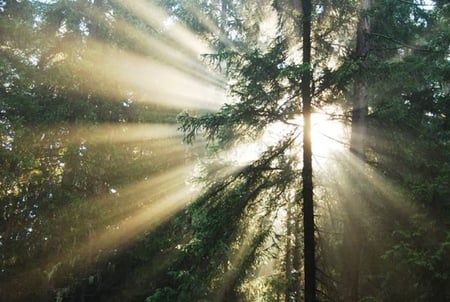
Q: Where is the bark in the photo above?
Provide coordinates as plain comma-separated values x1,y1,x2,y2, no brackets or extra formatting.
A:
286,197,303,302
343,1,372,301
300,0,316,301
350,0,371,159
342,205,363,302
218,0,228,50
285,199,294,302
293,200,303,301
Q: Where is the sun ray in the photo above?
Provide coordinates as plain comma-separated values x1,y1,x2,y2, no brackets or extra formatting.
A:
311,112,349,157
75,40,226,109
1,161,201,298
230,109,349,169
71,123,181,143
118,0,214,57
41,2,227,110
83,171,197,254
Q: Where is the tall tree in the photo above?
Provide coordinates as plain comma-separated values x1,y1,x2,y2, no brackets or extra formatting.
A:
350,0,372,159
342,1,372,300
299,0,316,301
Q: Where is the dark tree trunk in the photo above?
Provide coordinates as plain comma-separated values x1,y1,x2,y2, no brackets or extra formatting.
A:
300,0,316,301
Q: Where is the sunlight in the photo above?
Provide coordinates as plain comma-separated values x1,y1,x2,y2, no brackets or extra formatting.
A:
223,109,348,168
213,195,278,301
71,123,180,144
258,7,279,47
313,134,422,234
333,151,418,216
78,40,226,110
227,141,268,166
41,2,227,111
1,162,201,297
310,111,348,159
84,165,198,253
119,0,212,57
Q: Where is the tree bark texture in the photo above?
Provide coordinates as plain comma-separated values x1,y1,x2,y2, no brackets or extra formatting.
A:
299,0,316,301
343,1,372,301
350,0,371,159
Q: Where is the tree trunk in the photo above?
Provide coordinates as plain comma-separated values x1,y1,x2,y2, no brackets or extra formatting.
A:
300,0,316,301
218,0,228,50
342,206,362,302
286,198,303,301
343,1,372,301
350,0,371,159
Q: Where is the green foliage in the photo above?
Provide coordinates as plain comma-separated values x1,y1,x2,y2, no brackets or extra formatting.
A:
1,1,183,301
145,137,297,301
178,38,301,148
378,216,450,301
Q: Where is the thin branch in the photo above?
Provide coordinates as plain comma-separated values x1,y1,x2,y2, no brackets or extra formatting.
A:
370,32,447,54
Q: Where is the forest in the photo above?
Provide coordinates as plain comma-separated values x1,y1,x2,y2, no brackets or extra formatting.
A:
0,0,449,301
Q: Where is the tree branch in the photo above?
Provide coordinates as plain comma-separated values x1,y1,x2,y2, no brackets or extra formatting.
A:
370,32,447,54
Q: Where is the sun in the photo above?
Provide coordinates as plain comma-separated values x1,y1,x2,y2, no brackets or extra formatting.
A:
225,108,348,167
283,108,348,159
310,111,348,158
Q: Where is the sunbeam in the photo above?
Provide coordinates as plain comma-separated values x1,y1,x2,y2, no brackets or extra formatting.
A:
76,40,226,109
71,123,180,143
39,0,228,111
80,165,199,256
118,0,216,56
1,162,201,299
231,109,348,168
310,112,348,159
